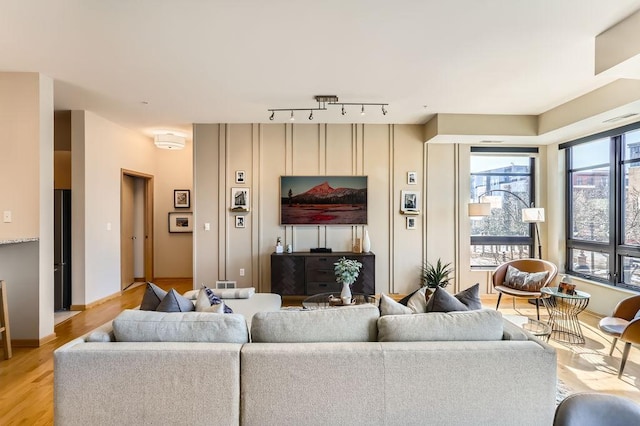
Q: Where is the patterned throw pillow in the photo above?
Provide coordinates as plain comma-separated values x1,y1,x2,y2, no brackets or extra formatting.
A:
504,265,549,291
195,288,225,313
204,286,234,313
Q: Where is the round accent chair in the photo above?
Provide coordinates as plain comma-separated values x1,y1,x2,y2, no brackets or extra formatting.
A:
492,259,558,320
554,392,640,426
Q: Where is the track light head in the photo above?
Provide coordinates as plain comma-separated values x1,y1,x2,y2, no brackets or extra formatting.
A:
360,105,365,116
269,111,275,121
382,105,387,115
290,111,295,121
341,105,346,115
308,110,313,120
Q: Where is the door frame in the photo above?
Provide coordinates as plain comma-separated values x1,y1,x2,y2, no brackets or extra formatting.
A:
121,169,154,287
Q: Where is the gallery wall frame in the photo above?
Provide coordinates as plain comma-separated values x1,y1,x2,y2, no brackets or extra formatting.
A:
231,187,250,211
168,212,193,233
400,190,420,214
174,189,190,208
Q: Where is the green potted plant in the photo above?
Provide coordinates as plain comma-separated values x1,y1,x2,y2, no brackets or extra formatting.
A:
421,259,454,288
334,257,363,304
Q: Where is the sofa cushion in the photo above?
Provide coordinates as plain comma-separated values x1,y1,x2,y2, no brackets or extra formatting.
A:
205,287,234,313
140,282,168,311
425,285,483,312
195,288,225,313
377,309,504,342
251,304,379,342
504,265,549,291
379,293,412,316
112,309,249,343
156,289,195,312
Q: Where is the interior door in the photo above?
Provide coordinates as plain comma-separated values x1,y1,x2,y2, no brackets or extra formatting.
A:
121,174,135,290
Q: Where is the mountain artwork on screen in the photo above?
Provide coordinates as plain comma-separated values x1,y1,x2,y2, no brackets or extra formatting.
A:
280,176,368,225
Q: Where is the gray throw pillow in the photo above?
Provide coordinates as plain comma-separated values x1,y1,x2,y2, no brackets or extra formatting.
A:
454,283,482,310
504,265,549,291
156,289,195,312
426,287,468,312
139,282,168,311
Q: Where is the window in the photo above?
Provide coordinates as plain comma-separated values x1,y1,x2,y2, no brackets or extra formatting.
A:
564,123,640,291
470,149,537,267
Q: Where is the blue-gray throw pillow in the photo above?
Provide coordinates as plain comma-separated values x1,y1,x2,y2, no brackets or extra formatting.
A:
156,289,195,312
426,287,468,312
454,283,482,310
140,282,168,311
204,286,234,313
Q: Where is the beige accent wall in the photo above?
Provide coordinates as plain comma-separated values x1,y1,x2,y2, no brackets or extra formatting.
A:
153,140,194,278
0,72,54,342
194,123,429,295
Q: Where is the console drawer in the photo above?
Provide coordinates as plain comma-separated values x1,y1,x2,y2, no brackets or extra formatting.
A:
306,281,342,295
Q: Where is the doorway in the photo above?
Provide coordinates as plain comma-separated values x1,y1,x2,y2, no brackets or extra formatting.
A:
121,169,154,290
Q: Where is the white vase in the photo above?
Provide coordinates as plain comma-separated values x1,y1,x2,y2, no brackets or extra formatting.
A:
363,229,371,253
341,281,352,304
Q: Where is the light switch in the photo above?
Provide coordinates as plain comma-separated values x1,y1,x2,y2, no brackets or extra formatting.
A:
204,223,210,231
106,222,112,231
3,211,11,223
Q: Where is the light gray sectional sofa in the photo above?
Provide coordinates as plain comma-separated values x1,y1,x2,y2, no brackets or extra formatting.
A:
54,304,557,426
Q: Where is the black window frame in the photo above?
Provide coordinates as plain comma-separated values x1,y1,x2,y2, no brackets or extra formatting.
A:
470,147,538,267
563,121,640,291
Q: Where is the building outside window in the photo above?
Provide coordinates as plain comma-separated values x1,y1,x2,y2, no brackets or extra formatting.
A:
564,124,640,291
470,148,537,267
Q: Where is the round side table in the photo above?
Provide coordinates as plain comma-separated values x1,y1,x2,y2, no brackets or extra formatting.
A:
541,287,590,344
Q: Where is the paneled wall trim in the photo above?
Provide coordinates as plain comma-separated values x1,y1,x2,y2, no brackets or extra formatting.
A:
193,123,430,295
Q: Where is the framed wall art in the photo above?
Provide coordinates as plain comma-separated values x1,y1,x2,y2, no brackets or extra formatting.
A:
174,189,190,208
168,212,193,233
400,190,420,214
231,187,250,211
407,171,417,185
406,216,416,230
235,170,246,184
235,215,246,228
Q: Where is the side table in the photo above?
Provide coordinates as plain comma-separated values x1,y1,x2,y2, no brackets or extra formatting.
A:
541,287,591,344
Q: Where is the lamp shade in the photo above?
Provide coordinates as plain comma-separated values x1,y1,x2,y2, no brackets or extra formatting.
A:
522,207,545,223
154,134,186,150
468,202,491,217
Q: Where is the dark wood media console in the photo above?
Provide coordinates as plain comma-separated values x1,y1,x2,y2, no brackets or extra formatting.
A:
270,252,375,296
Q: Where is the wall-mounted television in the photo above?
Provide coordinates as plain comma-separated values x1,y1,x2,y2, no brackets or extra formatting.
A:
280,176,368,225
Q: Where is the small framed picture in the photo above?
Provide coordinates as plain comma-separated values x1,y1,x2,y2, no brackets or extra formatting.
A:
235,170,246,184
406,216,416,230
401,190,420,213
235,215,246,228
168,212,193,233
231,187,250,211
407,171,417,185
174,189,190,208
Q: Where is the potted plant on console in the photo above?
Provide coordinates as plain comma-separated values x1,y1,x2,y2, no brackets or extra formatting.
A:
334,257,363,305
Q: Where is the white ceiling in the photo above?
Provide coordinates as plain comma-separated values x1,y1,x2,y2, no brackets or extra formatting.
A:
2,0,640,142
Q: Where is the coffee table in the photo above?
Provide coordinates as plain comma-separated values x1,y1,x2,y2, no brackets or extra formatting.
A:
540,287,590,344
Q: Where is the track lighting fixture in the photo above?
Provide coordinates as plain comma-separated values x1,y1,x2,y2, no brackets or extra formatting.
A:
267,95,388,121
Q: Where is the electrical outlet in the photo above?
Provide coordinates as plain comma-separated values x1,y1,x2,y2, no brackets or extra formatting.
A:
3,211,11,223
239,268,245,276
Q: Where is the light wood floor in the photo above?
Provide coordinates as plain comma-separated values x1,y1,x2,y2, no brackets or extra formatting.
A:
0,280,638,425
